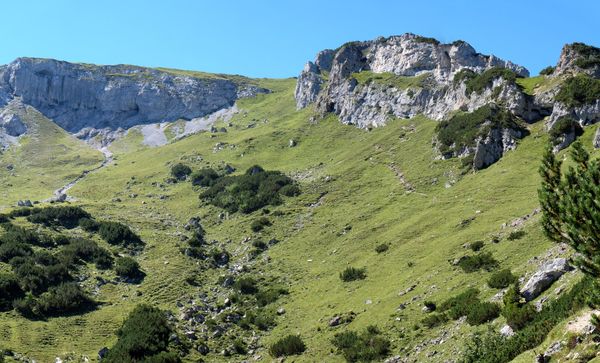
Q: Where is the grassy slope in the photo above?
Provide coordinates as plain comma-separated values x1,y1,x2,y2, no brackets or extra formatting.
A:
0,106,104,208
0,77,592,362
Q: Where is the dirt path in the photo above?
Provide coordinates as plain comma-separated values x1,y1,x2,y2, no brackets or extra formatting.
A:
45,147,113,202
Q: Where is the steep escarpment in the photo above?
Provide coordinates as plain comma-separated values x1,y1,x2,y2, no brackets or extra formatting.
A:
0,58,268,133
295,34,545,127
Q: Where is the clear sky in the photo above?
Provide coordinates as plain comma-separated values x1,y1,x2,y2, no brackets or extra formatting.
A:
1,0,598,78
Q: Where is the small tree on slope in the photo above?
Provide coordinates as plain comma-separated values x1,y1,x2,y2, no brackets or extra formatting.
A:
538,141,600,305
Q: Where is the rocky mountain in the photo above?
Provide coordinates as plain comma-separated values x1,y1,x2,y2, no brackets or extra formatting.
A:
0,58,268,145
296,34,600,168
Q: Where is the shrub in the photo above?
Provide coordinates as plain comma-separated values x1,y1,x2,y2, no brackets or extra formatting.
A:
0,241,32,262
115,257,143,280
104,304,179,362
470,241,484,252
279,184,301,197
256,287,288,307
235,277,258,294
269,335,306,357
61,238,113,269
439,288,480,319
97,221,143,247
201,165,299,213
375,243,389,253
78,217,99,232
571,42,600,69
232,338,247,355
466,302,501,325
340,267,366,282
331,326,390,362
0,273,23,310
190,168,220,187
457,253,499,272
170,163,192,181
423,301,437,311
436,105,526,158
463,67,521,95
506,230,527,241
539,66,555,75
241,309,276,331
548,116,583,145
555,74,600,107
27,206,91,228
487,269,517,289
502,302,536,330
36,283,95,316
251,217,271,232
421,313,448,328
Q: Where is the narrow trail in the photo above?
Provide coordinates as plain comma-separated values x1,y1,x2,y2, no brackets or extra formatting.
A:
45,147,113,202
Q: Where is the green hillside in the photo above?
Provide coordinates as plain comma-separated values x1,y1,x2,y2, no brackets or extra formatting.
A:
0,77,597,362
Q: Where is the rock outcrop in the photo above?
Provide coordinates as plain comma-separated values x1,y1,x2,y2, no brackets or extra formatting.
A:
0,58,269,133
521,258,571,302
554,42,600,78
295,34,541,129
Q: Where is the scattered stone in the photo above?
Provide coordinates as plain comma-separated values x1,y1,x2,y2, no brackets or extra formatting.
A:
500,324,514,337
289,139,297,147
17,199,33,207
277,307,286,315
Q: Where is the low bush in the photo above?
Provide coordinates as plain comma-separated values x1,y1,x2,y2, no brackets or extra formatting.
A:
235,277,258,294
27,206,91,229
0,273,24,310
421,313,448,328
170,163,192,181
470,241,484,252
251,217,271,232
439,288,479,319
457,252,499,272
375,243,389,253
269,335,306,357
466,302,501,325
190,168,220,187
115,257,144,280
340,267,367,282
36,283,95,316
571,42,600,69
256,287,288,307
487,269,517,289
97,221,143,247
539,66,555,75
555,74,600,107
201,165,299,213
463,67,521,95
104,304,179,362
331,325,390,362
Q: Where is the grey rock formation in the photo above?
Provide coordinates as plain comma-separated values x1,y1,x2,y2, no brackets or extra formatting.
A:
554,42,600,78
521,258,571,302
0,58,269,133
0,111,26,136
594,127,600,149
472,127,525,170
295,33,537,129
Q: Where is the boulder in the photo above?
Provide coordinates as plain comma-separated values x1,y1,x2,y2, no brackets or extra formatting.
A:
499,324,514,337
521,258,571,302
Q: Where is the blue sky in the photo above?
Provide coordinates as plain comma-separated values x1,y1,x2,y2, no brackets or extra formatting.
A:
1,0,598,78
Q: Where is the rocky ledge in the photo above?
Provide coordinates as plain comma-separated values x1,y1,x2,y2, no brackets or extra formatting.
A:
0,58,269,133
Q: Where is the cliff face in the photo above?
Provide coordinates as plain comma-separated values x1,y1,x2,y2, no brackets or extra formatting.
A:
0,58,268,132
294,33,540,129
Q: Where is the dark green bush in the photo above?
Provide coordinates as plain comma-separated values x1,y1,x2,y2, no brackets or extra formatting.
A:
453,69,477,85
424,301,436,311
235,277,258,294
60,238,113,269
506,230,527,241
97,221,143,247
104,304,179,362
436,105,526,157
470,241,484,252
463,67,521,95
0,273,23,310
27,206,91,228
232,338,247,355
256,287,288,307
502,303,536,330
466,302,501,325
421,313,448,328
539,66,555,75
487,269,517,289
241,309,276,331
0,241,32,262
269,335,306,357
115,257,144,280
190,168,220,187
457,252,499,272
571,42,600,69
548,116,583,145
78,217,99,232
36,283,95,316
170,163,192,181
201,165,299,213
555,74,600,107
251,217,271,232
340,267,367,282
439,288,480,319
375,243,389,253
414,36,440,45
331,325,390,362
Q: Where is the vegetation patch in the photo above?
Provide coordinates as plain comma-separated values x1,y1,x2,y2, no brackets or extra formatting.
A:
555,74,600,107
571,42,600,69
269,335,306,357
457,252,499,273
437,288,500,326
340,267,367,282
351,71,430,90
201,165,299,213
435,104,526,157
487,269,517,289
454,67,522,95
331,325,390,362
170,163,192,181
